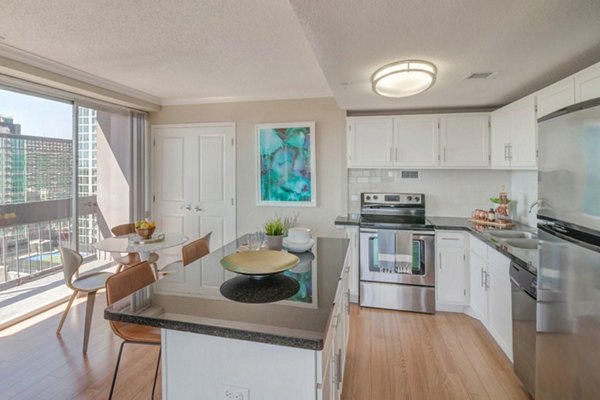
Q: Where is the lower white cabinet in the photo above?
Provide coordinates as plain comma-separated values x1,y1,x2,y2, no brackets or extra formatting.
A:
436,232,468,305
467,234,513,361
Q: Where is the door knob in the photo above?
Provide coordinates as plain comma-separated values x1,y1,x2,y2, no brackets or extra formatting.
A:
180,204,191,211
194,206,203,212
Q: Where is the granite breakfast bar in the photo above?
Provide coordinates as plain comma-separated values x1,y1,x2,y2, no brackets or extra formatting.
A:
105,237,350,400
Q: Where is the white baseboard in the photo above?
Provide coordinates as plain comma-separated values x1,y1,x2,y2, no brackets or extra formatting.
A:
435,303,467,313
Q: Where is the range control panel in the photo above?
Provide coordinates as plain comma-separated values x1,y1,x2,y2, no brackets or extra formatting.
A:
361,193,424,205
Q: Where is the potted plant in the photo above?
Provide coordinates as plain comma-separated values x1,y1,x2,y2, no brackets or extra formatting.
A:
264,217,285,250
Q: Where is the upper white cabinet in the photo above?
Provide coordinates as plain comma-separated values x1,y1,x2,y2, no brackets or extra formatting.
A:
490,95,537,169
574,62,600,103
536,77,575,118
439,114,490,167
347,113,489,169
394,115,439,167
346,117,394,167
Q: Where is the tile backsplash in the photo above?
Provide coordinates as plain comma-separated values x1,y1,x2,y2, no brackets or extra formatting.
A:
348,169,512,218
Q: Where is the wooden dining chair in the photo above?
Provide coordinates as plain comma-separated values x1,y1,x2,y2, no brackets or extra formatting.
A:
56,247,113,354
105,261,161,400
111,223,160,273
159,232,212,276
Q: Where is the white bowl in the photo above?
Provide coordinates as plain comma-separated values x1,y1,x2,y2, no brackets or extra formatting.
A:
283,237,315,253
287,227,311,244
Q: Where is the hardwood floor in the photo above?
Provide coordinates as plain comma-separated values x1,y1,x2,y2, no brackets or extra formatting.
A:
0,296,529,399
342,305,530,400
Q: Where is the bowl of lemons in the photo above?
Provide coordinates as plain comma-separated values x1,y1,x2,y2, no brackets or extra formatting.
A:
135,220,156,239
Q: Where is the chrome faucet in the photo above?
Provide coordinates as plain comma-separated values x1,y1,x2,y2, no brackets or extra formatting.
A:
529,200,541,214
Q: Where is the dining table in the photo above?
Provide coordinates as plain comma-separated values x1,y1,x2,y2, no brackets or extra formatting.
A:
95,232,189,262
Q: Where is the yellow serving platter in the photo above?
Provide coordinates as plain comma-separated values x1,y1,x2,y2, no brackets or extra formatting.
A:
220,251,299,275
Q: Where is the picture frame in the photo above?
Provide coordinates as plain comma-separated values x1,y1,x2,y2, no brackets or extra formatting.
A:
256,122,316,207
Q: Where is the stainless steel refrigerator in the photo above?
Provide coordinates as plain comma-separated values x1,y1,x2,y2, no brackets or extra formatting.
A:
536,98,600,399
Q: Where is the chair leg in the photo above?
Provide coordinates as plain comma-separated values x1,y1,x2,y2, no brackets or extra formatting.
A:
152,347,161,399
82,291,96,354
56,291,78,335
109,341,127,400
116,264,123,273
151,263,159,281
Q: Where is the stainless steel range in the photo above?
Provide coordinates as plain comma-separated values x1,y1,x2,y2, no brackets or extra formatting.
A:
359,193,435,313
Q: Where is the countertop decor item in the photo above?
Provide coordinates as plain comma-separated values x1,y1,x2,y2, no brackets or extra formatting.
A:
264,216,285,250
283,237,315,253
135,219,156,239
256,122,316,207
220,250,299,277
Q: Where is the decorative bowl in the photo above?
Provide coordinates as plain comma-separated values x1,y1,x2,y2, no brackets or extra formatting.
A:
220,250,299,277
136,226,156,239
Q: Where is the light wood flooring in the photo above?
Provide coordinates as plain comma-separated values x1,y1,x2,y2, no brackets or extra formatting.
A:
0,297,530,399
342,305,531,400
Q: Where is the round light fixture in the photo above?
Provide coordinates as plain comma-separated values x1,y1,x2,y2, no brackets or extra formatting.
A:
371,60,437,98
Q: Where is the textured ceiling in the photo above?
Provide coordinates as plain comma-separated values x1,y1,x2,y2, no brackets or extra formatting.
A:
289,0,600,110
0,0,331,104
1,1,600,110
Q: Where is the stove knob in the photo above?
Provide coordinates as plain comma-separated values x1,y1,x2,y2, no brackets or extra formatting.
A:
414,196,420,202
407,196,412,201
366,195,371,201
373,195,379,200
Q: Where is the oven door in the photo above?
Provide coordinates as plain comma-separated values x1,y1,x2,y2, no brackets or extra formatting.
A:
360,228,435,286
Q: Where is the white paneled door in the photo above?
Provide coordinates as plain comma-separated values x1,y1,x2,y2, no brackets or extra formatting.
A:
152,123,236,255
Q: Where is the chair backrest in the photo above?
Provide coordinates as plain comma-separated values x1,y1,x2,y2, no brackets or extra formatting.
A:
182,233,211,266
58,247,83,290
111,223,135,237
105,261,156,306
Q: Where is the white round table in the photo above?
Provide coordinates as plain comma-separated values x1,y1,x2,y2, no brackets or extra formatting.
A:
95,232,189,262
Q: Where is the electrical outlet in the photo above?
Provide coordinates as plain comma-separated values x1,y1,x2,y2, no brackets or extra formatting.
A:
219,384,250,400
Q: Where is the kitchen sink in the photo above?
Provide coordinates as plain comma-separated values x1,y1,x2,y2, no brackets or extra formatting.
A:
503,238,539,250
488,230,537,240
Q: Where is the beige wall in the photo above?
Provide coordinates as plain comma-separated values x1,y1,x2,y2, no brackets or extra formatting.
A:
149,97,347,237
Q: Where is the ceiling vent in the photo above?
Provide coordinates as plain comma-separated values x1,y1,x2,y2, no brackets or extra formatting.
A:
464,72,496,80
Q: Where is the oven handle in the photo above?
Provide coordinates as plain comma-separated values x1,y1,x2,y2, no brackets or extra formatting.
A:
360,228,434,236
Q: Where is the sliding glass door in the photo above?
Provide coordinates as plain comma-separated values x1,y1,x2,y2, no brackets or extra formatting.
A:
0,86,146,289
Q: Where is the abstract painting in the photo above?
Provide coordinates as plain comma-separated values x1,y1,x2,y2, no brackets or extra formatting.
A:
256,122,316,207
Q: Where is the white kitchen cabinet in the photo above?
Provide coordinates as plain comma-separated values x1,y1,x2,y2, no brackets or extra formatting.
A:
347,117,394,167
574,62,600,103
469,250,489,325
439,114,490,167
487,255,513,361
536,77,575,118
393,115,439,167
436,232,467,305
490,95,537,169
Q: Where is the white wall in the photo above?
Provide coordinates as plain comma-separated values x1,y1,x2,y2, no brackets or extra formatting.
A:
149,98,346,238
510,170,538,227
348,169,512,218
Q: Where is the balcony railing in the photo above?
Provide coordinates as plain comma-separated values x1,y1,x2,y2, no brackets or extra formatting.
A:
0,195,111,290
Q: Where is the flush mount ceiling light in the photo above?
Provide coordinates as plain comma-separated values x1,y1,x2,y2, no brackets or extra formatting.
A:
371,60,437,98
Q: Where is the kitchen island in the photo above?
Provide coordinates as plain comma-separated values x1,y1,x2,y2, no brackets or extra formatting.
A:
105,236,350,400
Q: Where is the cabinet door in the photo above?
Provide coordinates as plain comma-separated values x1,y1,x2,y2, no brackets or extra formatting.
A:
347,118,394,167
490,107,511,168
439,114,490,167
488,262,513,360
437,246,466,304
318,345,335,400
393,116,439,167
469,251,488,324
536,77,575,118
574,62,600,103
509,95,537,168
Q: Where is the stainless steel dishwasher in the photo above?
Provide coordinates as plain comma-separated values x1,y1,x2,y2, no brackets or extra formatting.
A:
510,261,537,398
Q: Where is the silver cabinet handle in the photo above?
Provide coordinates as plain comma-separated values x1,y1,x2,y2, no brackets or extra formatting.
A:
441,237,460,241
336,348,343,389
508,144,513,161
395,147,398,162
486,272,490,290
346,289,351,314
481,268,485,287
389,147,393,162
443,147,447,162
194,206,203,212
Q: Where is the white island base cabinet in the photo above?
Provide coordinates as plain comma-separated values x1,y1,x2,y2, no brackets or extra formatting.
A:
162,330,318,400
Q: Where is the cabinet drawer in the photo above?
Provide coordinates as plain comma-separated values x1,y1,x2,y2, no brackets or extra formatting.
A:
436,232,465,247
469,234,488,260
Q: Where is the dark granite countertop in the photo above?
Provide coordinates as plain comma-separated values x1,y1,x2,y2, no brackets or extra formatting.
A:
334,215,360,226
427,216,538,274
104,236,349,350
